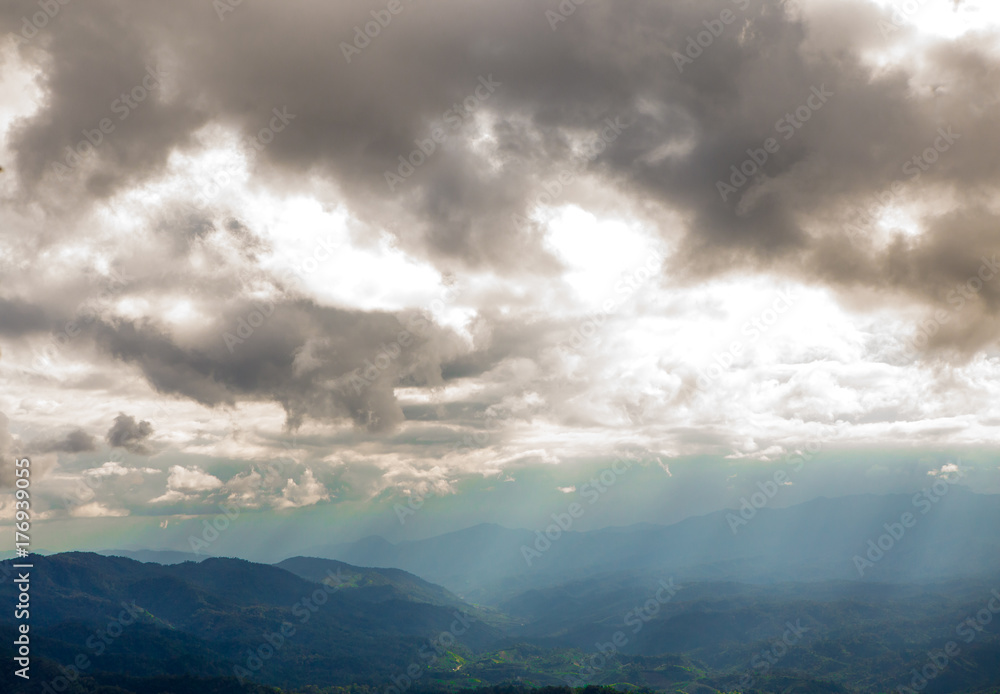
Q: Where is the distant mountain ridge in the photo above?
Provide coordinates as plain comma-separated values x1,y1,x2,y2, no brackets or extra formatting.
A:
275,556,473,611
297,488,1000,602
96,548,209,564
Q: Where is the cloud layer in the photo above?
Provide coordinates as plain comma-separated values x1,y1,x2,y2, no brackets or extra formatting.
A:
1,0,999,545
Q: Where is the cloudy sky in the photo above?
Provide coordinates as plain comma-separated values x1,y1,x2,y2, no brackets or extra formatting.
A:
1,0,999,558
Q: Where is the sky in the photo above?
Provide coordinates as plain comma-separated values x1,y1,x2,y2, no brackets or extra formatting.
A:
1,0,999,557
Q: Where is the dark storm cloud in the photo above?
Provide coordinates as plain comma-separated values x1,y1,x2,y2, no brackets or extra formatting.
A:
33,428,97,454
106,413,154,454
91,299,465,432
0,297,49,335
2,0,207,208
3,0,999,352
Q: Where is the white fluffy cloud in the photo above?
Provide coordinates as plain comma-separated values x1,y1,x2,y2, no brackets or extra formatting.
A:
274,469,330,510
71,502,130,518
151,465,224,503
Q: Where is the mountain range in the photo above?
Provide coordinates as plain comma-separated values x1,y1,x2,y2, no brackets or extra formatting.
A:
4,489,1000,694
299,488,1000,603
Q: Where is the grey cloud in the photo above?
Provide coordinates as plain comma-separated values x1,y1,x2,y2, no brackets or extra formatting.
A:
0,297,49,336
2,0,999,357
33,428,97,454
91,299,465,433
106,413,154,454
2,0,206,208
